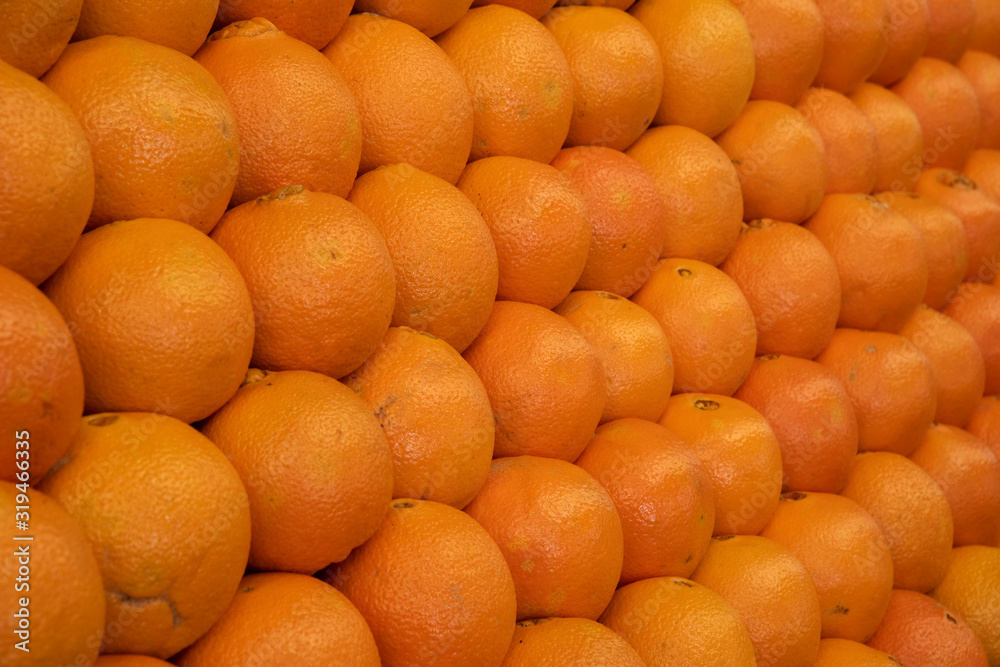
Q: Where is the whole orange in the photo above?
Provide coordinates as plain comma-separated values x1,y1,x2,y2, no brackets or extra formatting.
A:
968,395,1000,462
796,87,880,195
0,0,82,77
945,283,1000,393
923,0,976,63
73,0,219,56
500,617,646,667
214,0,353,49
814,638,904,666
868,0,930,86
352,0,474,37
849,82,926,193
931,546,1000,665
965,148,1000,202
958,51,1000,149
810,0,890,93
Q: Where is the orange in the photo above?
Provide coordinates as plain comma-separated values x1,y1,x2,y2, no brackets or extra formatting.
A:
916,169,1000,282
965,148,1000,202
911,424,1000,547
575,418,715,582
462,301,606,461
541,7,663,151
194,18,361,205
0,266,83,482
840,452,954,592
815,329,937,455
970,1,1000,57
891,57,981,169
352,0,474,37
866,589,989,666
174,573,380,666
626,125,743,265
323,499,518,667
945,283,1000,392
629,0,754,137
875,191,969,309
464,456,624,620
471,0,557,18
796,88,880,195
690,535,823,667
348,164,498,352
631,259,757,396
720,219,842,359
0,59,93,285
958,50,1000,150
43,218,254,424
435,5,573,163
73,0,218,56
558,0,636,7
0,484,104,667
598,576,757,666
659,394,783,536
931,545,1000,665
868,0,930,86
849,82,926,193
810,0,890,93
730,0,825,105
759,492,894,642
456,156,590,309
43,35,239,233
804,194,928,333
968,395,1000,461
345,326,495,509
550,146,664,296
214,0,353,49
715,100,828,224
814,638,904,666
37,413,252,658
923,0,976,63
199,369,394,573
208,186,395,380
95,657,174,666
501,617,646,667
0,0,82,77
324,15,474,184
554,291,673,423
898,305,986,427
733,354,859,494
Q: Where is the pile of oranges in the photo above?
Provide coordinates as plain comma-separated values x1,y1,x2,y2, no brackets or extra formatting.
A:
5,0,1000,664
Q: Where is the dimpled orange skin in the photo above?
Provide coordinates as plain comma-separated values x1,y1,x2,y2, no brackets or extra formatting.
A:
810,0,889,94
631,259,757,397
867,0,930,86
815,329,937,456
814,638,905,666
214,0,353,50
435,5,574,164
958,51,1000,150
759,492,894,643
462,301,607,461
715,100,828,224
803,194,928,333
598,576,757,667
324,15,474,184
194,18,362,205
0,59,93,286
945,283,1000,395
931,546,1000,665
42,218,255,424
174,573,381,667
541,7,663,152
625,125,743,266
898,305,986,428
554,291,673,424
968,396,1000,462
629,0,755,138
353,0,474,38
965,149,1000,203
970,2,1000,57
849,82,926,193
41,35,239,234
720,219,842,359
209,186,395,380
659,394,784,537
348,164,498,353
796,88,879,195
923,0,976,63
323,499,517,667
0,0,82,77
95,656,175,666
464,456,625,621
73,0,219,56
500,617,647,667
575,418,715,583
875,192,969,310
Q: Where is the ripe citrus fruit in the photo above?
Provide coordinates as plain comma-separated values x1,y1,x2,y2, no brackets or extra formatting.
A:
931,545,1000,665
849,82,926,193
323,499,517,667
0,58,93,285
0,0,82,77
73,0,218,56
209,185,395,380
967,395,1000,461
923,0,976,63
814,638,904,666
348,164,498,352
324,15,474,184
194,18,361,204
43,35,239,233
462,301,606,461
38,413,252,658
965,148,1000,202
945,283,1000,393
867,0,930,86
796,87,879,195
659,394,783,536
345,326,495,509
970,2,1000,57
353,0,474,37
810,0,890,93
464,456,624,620
174,573,380,666
95,657,173,666
214,0,353,49
43,218,254,424
500,617,646,667
958,51,1000,150
575,418,715,582
733,354,859,494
